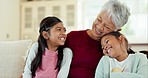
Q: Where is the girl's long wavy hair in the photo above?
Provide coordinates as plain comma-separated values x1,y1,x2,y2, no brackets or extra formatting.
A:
31,16,64,76
101,31,135,54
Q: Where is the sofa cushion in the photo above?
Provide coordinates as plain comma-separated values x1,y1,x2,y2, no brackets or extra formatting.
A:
0,40,32,78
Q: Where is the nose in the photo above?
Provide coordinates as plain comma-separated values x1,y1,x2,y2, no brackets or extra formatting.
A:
61,29,67,35
103,43,111,50
103,45,107,50
61,28,66,33
98,23,104,31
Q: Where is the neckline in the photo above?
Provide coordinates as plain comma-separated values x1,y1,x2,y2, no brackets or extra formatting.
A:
43,48,58,56
113,54,132,64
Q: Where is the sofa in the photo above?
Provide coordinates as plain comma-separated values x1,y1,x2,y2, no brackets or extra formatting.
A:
0,40,32,78
0,40,147,78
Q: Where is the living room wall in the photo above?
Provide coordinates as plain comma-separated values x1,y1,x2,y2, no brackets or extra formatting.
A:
0,0,20,41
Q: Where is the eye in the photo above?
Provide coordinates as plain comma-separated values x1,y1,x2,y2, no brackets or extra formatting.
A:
105,25,110,29
56,28,62,31
105,39,109,44
104,25,111,30
97,17,102,22
64,28,66,32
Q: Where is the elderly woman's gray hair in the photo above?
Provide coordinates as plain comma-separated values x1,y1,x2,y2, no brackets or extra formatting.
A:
101,0,130,30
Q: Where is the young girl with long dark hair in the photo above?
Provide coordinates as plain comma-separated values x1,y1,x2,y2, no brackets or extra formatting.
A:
22,16,72,78
95,31,148,78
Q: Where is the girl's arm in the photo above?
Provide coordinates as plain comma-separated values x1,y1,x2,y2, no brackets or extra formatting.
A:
57,48,73,78
22,42,38,78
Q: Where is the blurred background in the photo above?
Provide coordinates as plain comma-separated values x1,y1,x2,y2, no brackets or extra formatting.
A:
0,0,147,51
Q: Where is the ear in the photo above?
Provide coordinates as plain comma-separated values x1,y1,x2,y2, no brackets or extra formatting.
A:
42,31,49,39
118,35,125,42
119,35,126,47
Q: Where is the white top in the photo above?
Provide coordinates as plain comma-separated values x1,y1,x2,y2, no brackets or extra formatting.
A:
110,54,133,72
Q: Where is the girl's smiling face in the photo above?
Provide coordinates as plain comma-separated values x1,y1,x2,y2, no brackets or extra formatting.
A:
47,22,67,46
42,22,67,48
101,34,123,58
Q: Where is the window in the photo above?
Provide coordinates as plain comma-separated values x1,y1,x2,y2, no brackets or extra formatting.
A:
78,0,147,44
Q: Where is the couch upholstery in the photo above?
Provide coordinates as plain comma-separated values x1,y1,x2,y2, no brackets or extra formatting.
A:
0,40,32,78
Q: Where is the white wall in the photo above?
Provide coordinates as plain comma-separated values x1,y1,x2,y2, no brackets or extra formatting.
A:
130,45,148,52
0,0,147,52
0,0,20,41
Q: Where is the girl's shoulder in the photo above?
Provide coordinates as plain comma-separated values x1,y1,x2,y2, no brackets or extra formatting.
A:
31,42,38,48
100,55,111,62
132,53,147,58
102,55,110,59
130,53,147,61
29,42,38,53
63,48,73,57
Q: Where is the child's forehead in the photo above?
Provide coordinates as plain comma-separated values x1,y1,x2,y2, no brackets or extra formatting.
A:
102,35,114,39
53,22,64,27
101,35,116,43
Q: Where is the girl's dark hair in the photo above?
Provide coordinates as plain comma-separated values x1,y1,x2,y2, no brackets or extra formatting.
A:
101,31,135,54
31,16,64,76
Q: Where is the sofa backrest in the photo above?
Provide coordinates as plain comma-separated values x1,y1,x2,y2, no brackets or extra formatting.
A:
0,40,32,78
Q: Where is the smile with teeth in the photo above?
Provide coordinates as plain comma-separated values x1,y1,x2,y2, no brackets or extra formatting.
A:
107,48,111,53
95,28,103,35
59,37,65,40
96,29,100,34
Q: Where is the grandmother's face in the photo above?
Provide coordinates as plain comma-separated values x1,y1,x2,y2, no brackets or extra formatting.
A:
91,11,116,40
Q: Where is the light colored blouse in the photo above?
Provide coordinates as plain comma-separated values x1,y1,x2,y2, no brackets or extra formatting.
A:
22,42,73,78
95,53,148,78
